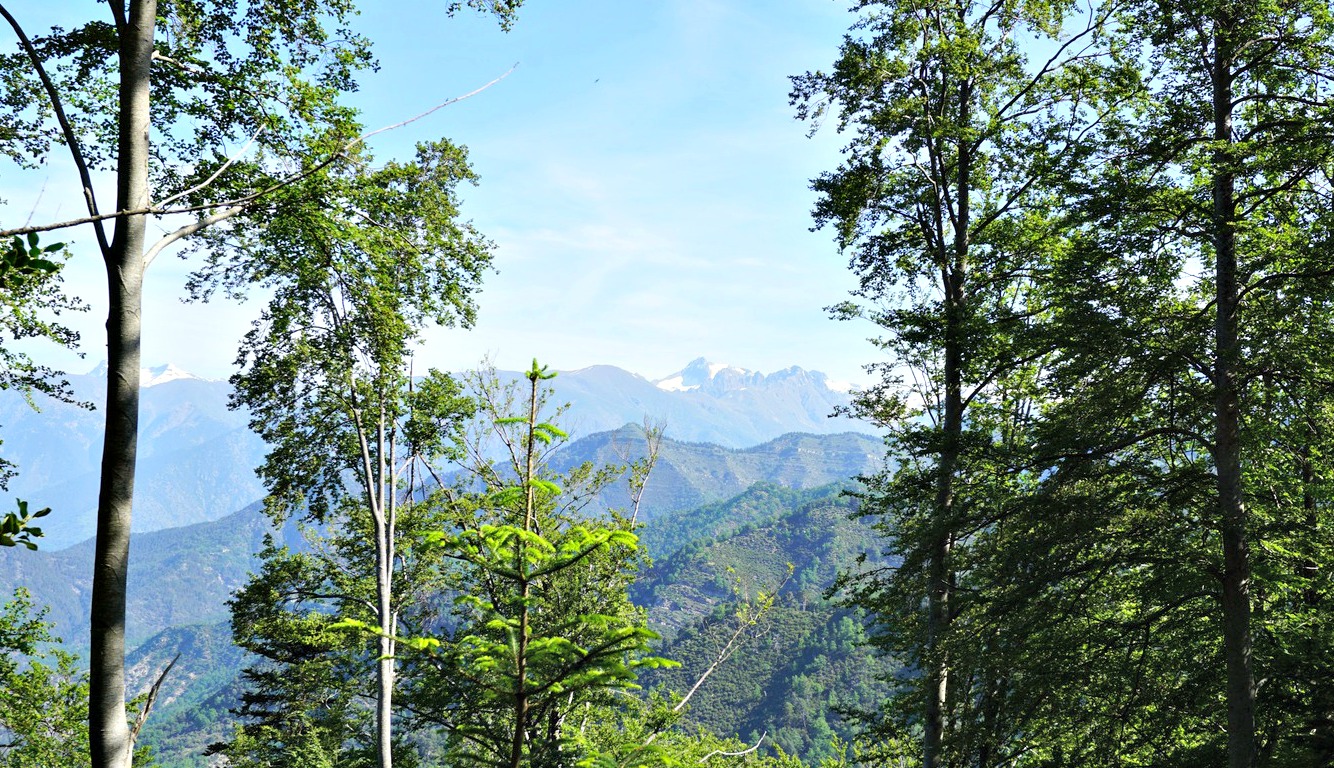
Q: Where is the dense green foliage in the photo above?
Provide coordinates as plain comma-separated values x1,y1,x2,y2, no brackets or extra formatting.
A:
104,479,890,767
798,1,1334,766
638,491,891,764
1,1,524,762
0,231,84,437
0,589,89,767
8,2,1334,766
399,364,667,768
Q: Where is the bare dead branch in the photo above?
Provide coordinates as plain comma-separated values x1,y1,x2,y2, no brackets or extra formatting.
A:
128,653,180,747
0,2,111,258
0,65,520,241
699,732,766,762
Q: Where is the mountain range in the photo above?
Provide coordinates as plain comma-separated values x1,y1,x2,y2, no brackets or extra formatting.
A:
0,359,875,547
0,427,881,650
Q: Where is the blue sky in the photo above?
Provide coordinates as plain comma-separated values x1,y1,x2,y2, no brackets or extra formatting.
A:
4,0,880,385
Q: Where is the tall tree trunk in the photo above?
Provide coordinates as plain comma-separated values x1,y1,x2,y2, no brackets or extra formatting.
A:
375,541,394,768
1211,17,1256,768
373,406,395,768
375,511,394,768
926,77,971,768
90,2,155,766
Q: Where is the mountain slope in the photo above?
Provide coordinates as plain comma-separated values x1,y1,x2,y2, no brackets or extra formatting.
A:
127,622,250,768
634,489,894,763
554,426,881,522
1,369,266,548
2,359,873,547
0,428,877,650
0,502,278,648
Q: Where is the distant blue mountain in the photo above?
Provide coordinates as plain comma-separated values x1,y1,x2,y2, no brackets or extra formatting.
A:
507,357,868,447
0,366,267,548
0,359,874,547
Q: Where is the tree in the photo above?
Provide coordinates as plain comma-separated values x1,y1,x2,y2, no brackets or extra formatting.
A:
1045,2,1334,764
213,536,394,768
0,3,520,766
792,1,1125,764
0,231,83,423
403,362,669,768
209,137,489,768
0,589,90,768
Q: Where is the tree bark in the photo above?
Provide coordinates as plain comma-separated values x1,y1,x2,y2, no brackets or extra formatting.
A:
1211,15,1257,768
375,543,395,768
925,72,971,768
352,387,397,768
90,2,155,766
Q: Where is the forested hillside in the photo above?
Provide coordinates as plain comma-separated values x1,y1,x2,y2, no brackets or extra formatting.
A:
638,490,893,763
0,429,876,652
123,482,891,767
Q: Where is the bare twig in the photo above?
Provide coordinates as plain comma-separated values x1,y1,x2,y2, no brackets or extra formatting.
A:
359,62,517,145
644,568,794,746
628,417,664,525
699,732,766,762
128,653,181,746
155,126,266,209
0,65,520,241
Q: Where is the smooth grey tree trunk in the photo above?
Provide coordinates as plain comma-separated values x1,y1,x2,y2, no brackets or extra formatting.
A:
90,2,155,766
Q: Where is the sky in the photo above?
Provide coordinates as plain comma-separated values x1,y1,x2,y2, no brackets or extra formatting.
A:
2,0,880,385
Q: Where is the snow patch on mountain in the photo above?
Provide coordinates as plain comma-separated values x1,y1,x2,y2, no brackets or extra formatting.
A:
654,375,698,392
86,361,212,387
141,364,203,387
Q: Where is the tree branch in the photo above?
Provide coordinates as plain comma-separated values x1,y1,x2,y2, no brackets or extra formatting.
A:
128,653,180,747
0,64,520,241
0,3,112,258
143,204,245,268
155,126,266,210
699,732,766,762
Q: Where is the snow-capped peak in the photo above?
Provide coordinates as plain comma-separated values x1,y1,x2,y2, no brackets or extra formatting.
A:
85,361,206,387
652,358,855,395
141,363,201,387
653,358,760,392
